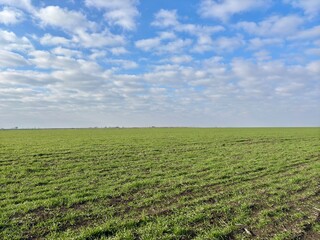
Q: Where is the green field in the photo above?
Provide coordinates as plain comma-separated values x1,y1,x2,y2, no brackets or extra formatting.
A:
1,128,319,239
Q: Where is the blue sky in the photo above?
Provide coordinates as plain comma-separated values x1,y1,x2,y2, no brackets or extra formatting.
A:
0,0,319,128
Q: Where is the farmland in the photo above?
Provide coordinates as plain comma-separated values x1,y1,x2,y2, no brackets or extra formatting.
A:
0,128,319,239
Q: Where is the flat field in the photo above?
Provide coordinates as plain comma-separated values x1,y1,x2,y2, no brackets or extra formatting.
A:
0,128,319,239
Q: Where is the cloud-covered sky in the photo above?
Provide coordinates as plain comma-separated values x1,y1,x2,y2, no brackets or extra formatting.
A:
0,0,319,128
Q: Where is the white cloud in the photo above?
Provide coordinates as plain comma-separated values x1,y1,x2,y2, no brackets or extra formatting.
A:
0,29,33,52
152,9,224,35
135,34,192,54
52,69,106,91
107,59,138,69
288,25,320,40
275,83,304,96
214,36,245,52
51,47,82,58
193,35,244,53
40,34,72,46
180,24,224,52
72,30,125,48
305,48,320,56
1,54,319,127
230,58,319,99
0,69,58,86
0,0,34,13
0,29,18,42
110,47,128,55
192,38,214,53
37,6,96,33
178,24,224,36
284,0,320,17
253,50,272,61
158,39,192,54
150,9,224,53
307,61,320,74
135,37,162,51
1,1,319,127
0,7,24,25
158,31,176,40
313,40,320,46
199,0,267,21
152,9,179,27
237,15,304,37
248,37,283,49
170,55,192,64
143,66,181,84
0,50,30,67
36,6,125,48
85,0,139,30
29,50,80,70
89,49,107,60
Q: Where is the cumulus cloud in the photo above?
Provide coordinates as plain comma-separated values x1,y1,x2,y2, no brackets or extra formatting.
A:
307,61,320,74
0,50,30,67
1,54,319,127
107,59,138,69
0,6,24,25
199,0,268,21
0,2,129,50
135,31,178,52
40,34,72,46
1,1,319,127
35,6,125,48
0,69,58,86
247,37,283,50
284,0,320,17
135,33,192,54
89,49,107,60
230,59,319,99
0,29,33,52
36,6,96,33
85,0,139,30
51,47,82,58
275,83,304,96
214,36,245,52
288,25,320,40
72,29,125,48
147,9,243,54
253,50,272,61
28,50,81,70
237,15,304,37
0,0,34,13
169,55,193,64
152,9,179,28
158,39,192,54
152,9,224,35
305,48,320,56
192,35,245,53
135,37,162,51
109,47,128,55
147,9,225,53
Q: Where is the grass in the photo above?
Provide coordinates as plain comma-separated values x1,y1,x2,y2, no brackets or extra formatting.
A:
0,127,319,239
